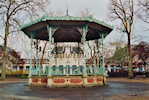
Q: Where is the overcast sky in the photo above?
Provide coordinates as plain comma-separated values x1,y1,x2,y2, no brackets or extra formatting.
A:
48,0,148,44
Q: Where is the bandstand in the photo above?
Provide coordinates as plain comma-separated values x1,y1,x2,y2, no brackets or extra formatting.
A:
20,14,113,87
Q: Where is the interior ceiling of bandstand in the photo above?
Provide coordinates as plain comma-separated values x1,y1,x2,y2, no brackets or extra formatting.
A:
22,20,113,42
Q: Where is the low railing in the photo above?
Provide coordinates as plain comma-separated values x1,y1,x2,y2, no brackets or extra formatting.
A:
31,67,48,76
51,66,83,75
31,66,104,76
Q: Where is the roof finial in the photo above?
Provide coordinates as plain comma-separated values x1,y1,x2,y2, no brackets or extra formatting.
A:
66,4,69,16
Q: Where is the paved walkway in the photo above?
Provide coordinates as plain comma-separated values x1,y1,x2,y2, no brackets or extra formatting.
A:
0,77,28,84
0,77,149,100
107,77,149,83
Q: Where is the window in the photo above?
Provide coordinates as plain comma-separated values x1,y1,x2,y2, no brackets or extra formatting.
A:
13,66,17,71
26,66,29,70
20,66,23,70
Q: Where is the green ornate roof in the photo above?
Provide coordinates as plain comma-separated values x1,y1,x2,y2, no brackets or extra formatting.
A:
20,15,113,30
20,15,114,42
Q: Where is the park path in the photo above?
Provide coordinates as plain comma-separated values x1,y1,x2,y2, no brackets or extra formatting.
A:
0,77,149,100
0,77,27,84
107,77,149,83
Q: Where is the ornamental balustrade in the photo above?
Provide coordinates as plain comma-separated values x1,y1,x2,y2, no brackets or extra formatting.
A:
31,66,104,76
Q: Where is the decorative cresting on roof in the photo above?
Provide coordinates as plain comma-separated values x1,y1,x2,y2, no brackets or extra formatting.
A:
20,14,114,30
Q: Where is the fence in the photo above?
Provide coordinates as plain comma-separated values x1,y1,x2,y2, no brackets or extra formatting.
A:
31,66,104,76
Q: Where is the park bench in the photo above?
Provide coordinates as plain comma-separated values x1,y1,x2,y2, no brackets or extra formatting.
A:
136,75,146,79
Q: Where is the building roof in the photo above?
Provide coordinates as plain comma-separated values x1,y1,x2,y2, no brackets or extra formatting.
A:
0,45,13,52
20,15,113,42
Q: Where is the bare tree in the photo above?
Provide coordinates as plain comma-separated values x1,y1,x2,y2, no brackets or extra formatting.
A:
108,0,134,78
40,41,48,66
0,0,50,80
87,41,96,61
78,8,94,17
55,9,65,16
137,0,149,24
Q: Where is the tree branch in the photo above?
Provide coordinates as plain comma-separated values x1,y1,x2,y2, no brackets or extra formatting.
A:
9,1,30,17
0,35,4,40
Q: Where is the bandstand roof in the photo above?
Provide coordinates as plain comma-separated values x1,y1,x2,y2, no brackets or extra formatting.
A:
20,15,113,42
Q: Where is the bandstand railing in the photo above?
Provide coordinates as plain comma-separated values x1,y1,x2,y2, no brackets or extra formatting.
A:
31,66,104,76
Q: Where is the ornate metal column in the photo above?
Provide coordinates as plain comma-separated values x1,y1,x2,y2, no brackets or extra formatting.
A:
55,43,58,67
93,47,96,74
83,26,87,76
36,39,38,70
29,33,33,76
55,43,58,75
35,39,40,76
78,42,80,67
78,43,81,74
96,39,99,74
47,25,52,76
102,33,105,74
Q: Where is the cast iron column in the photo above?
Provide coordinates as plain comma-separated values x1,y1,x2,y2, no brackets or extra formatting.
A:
35,39,39,76
94,51,96,74
96,39,99,74
47,25,52,76
83,26,87,76
29,33,33,76
102,33,105,74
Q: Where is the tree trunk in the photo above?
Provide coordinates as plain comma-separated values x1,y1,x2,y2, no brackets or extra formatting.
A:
40,41,48,66
1,20,9,80
143,61,146,71
128,33,134,78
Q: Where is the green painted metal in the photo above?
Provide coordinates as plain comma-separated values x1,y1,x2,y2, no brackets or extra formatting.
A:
96,39,99,74
100,41,102,68
20,15,114,31
55,66,58,75
38,59,41,76
83,26,87,76
32,67,48,76
100,60,102,68
31,65,104,76
66,57,69,67
47,25,52,76
94,56,96,74
36,39,38,75
55,43,58,67
78,43,81,74
97,68,104,75
29,33,33,76
78,54,81,74
66,65,68,76
32,66,103,76
78,55,80,68
102,33,105,74
54,56,57,75
55,57,57,70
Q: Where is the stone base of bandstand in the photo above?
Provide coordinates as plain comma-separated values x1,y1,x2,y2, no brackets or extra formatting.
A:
28,75,106,88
